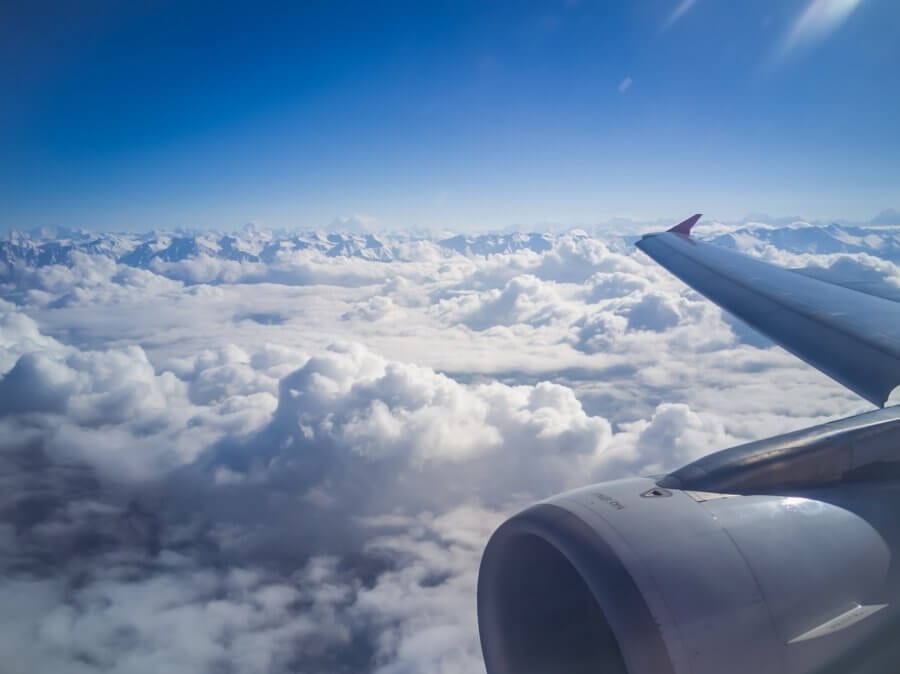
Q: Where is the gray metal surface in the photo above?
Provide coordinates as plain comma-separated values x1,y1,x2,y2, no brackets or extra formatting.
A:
636,231,900,406
478,477,900,674
658,405,900,492
551,479,785,674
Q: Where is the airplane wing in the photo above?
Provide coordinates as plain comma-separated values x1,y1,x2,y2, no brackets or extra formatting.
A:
636,215,900,407
480,216,900,674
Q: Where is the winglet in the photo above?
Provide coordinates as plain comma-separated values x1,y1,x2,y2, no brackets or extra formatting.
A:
668,213,702,236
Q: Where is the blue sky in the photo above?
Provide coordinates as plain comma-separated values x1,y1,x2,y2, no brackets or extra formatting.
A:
2,0,898,232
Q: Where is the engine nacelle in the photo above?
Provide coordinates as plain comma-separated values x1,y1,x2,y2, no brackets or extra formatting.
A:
478,476,900,674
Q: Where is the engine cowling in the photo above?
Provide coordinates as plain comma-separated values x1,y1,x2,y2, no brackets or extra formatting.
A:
477,476,900,674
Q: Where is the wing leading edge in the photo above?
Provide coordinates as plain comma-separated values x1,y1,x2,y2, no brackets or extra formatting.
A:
637,216,900,407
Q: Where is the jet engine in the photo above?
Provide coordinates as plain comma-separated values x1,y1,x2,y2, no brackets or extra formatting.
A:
478,408,900,674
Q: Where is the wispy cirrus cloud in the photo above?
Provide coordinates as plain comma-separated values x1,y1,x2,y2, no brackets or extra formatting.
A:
662,0,697,31
775,0,864,62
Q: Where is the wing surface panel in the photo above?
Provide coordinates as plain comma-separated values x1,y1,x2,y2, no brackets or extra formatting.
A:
637,229,900,406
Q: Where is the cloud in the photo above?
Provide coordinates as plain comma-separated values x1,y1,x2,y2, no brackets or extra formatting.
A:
662,0,697,31
617,76,633,94
329,214,379,234
0,219,886,672
870,209,900,227
775,0,863,62
432,275,577,330
0,315,620,673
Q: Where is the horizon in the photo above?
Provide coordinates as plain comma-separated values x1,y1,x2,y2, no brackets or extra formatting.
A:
6,207,900,240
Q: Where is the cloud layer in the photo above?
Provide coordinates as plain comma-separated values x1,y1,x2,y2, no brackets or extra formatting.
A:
0,220,889,672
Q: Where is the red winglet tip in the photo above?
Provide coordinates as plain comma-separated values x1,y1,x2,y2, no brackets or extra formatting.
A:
668,213,702,236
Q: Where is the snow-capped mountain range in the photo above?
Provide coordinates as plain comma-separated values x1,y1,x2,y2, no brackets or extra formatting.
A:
706,224,900,258
0,228,558,269
3,220,900,272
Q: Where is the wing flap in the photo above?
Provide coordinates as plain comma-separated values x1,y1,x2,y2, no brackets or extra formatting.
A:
637,227,900,406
